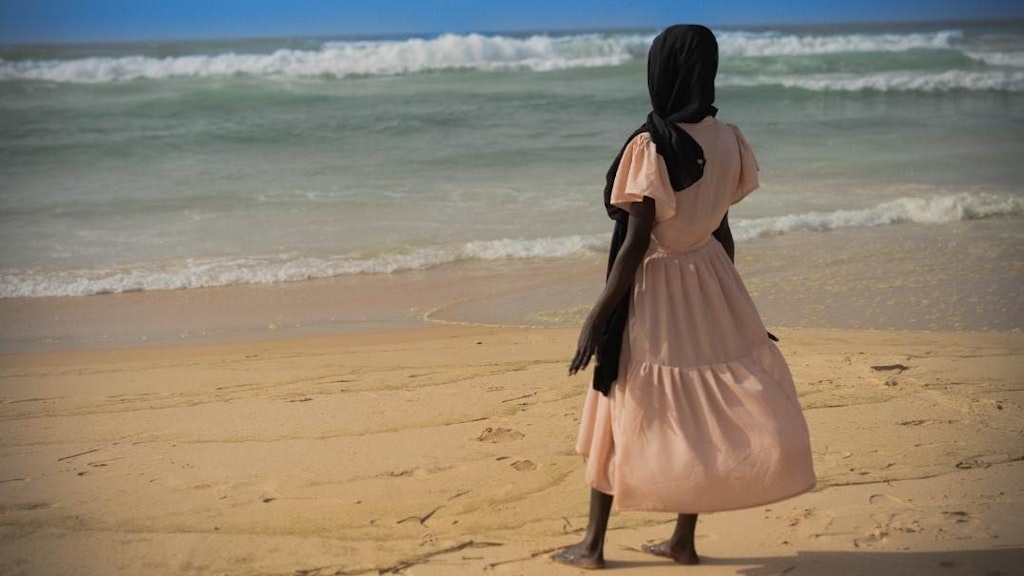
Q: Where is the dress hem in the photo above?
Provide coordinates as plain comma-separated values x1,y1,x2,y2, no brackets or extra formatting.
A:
606,479,818,515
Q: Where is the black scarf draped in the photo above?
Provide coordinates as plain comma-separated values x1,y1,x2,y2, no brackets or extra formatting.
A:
592,25,720,395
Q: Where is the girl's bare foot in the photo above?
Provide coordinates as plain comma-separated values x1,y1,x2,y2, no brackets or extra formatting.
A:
551,542,605,570
641,540,700,565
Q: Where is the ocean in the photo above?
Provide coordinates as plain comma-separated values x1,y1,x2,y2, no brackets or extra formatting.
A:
1,21,1022,303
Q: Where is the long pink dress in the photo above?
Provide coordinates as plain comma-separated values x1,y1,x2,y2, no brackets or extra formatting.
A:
577,117,816,513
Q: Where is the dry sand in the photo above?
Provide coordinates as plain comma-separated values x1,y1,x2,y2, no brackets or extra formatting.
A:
1,325,1022,575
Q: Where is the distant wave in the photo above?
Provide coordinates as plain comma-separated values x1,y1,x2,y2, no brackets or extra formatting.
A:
0,28,1018,86
0,33,649,83
964,50,1024,68
2,192,1019,298
732,192,1023,241
721,69,1024,92
718,29,962,57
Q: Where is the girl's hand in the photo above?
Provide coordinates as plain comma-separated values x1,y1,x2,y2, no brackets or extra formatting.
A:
569,311,606,376
568,197,653,377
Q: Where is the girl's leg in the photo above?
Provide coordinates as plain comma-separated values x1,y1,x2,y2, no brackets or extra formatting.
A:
642,513,700,565
551,488,613,569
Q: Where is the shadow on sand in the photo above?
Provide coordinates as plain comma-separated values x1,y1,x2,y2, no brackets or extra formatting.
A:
602,547,1024,575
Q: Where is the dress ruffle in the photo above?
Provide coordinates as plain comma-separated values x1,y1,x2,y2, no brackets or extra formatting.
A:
609,132,678,221
576,239,816,513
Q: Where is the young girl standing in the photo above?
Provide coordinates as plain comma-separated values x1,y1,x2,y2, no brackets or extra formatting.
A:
556,25,816,569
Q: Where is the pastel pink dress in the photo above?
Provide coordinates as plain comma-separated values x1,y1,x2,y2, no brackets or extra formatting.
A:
577,117,816,513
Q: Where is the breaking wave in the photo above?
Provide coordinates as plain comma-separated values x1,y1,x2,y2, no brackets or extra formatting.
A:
0,33,649,83
718,29,962,57
733,192,1023,241
2,192,1020,298
0,234,607,298
0,28,1018,92
721,69,1024,92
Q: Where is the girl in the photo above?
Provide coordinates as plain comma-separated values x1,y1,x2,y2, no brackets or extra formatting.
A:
555,25,816,569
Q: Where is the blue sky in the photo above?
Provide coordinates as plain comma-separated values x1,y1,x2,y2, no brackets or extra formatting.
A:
1,0,1022,44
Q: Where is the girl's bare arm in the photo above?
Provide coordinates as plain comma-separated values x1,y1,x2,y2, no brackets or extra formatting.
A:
569,197,656,375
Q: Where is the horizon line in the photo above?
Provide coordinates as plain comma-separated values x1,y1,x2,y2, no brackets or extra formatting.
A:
1,16,1020,49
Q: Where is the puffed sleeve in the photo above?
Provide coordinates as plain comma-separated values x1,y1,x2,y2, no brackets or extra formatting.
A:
609,132,677,221
729,123,760,204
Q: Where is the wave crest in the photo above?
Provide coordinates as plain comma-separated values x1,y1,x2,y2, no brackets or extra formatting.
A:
0,33,647,83
2,193,1019,298
2,29,1009,86
718,29,962,57
964,50,1024,68
0,234,606,298
721,69,1024,92
733,192,1022,241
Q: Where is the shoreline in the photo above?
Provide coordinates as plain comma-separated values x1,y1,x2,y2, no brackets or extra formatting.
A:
3,217,1020,354
0,257,599,354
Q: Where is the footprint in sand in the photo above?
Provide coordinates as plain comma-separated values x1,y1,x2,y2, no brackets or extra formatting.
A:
853,527,889,549
942,510,970,524
898,419,959,427
783,507,813,527
870,363,910,374
955,458,991,470
476,427,524,443
868,494,903,505
389,465,448,479
510,459,538,472
870,363,911,387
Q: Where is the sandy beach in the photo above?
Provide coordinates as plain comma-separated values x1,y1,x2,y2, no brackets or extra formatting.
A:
1,321,1022,575
3,13,1024,576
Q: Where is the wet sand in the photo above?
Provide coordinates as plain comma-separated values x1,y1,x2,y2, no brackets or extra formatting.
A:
429,218,1024,332
1,218,1021,354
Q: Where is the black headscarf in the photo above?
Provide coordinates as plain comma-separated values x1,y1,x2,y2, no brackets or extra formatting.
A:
592,25,720,395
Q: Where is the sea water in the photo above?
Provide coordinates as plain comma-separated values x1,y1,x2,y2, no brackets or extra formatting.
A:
1,21,1022,299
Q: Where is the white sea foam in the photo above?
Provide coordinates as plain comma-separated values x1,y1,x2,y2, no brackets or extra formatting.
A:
2,193,1019,298
0,234,607,298
964,50,1024,68
0,29,997,84
721,69,1024,92
717,29,962,57
0,33,648,83
732,192,1023,241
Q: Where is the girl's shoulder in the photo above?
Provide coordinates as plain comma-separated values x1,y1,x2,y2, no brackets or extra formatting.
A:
715,118,749,139
704,116,741,134
707,118,755,153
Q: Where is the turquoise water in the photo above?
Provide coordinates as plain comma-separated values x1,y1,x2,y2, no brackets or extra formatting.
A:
1,22,1022,297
